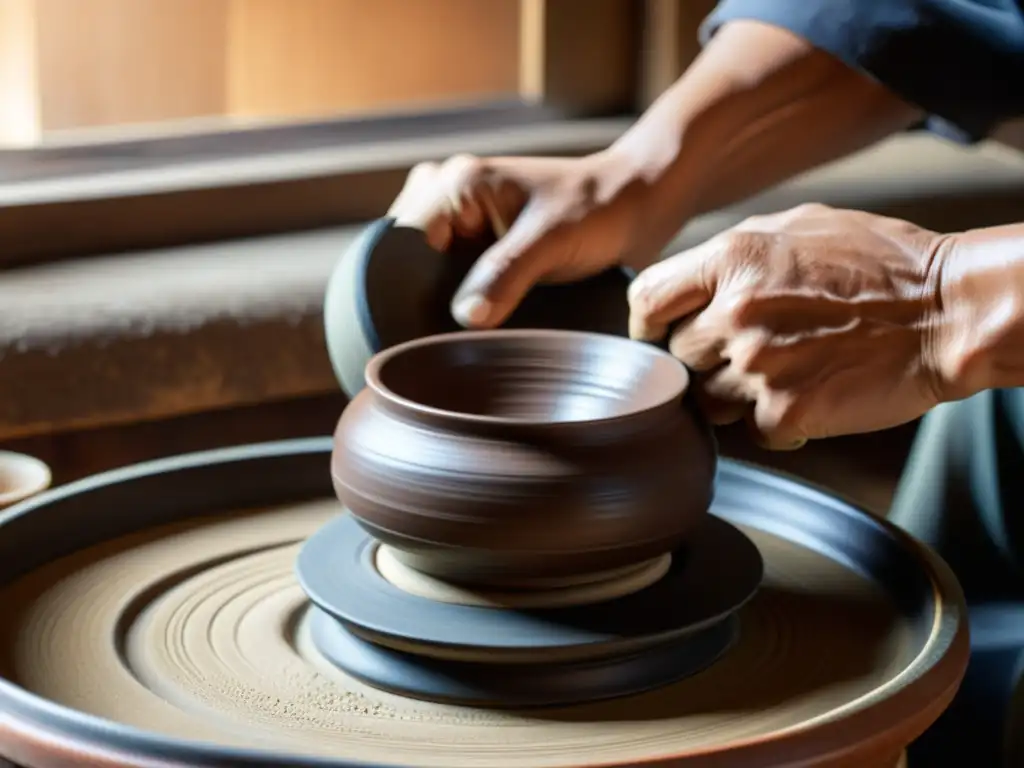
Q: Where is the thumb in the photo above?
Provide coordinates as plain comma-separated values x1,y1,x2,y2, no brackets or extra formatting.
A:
451,199,556,328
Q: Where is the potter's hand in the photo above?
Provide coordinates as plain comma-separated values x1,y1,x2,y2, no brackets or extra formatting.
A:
627,204,951,449
386,22,917,330
388,153,651,328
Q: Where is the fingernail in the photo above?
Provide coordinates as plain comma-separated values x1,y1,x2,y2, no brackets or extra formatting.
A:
453,295,493,327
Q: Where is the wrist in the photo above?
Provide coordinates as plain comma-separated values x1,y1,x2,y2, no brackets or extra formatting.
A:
593,136,705,273
930,225,1024,400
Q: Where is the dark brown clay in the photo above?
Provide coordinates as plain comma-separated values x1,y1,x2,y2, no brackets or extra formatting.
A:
331,329,716,586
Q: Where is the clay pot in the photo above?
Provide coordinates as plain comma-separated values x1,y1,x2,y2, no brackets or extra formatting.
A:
331,329,716,586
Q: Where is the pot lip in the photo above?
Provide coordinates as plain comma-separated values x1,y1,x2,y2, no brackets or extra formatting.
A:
362,328,691,428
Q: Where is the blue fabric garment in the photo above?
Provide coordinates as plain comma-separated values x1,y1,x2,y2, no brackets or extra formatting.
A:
702,0,1024,142
700,5,1024,761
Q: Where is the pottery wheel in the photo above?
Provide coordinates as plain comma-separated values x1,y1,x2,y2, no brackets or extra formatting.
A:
0,441,969,767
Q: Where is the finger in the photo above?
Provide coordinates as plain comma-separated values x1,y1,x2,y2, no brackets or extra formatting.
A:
449,177,527,242
665,298,742,371
390,156,528,248
479,156,578,189
388,162,457,251
746,393,808,451
437,155,493,240
693,385,748,426
450,192,486,239
701,363,761,403
627,240,719,342
389,162,445,226
450,199,554,328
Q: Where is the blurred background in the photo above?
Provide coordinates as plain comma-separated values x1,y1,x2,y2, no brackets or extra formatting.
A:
1,0,1022,514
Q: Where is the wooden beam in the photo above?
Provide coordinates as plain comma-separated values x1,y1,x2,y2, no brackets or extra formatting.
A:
519,0,637,115
638,0,717,108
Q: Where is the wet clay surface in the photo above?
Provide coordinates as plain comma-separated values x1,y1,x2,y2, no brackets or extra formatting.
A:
0,501,916,767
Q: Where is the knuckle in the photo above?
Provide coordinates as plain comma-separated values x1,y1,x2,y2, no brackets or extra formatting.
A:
405,161,439,185
737,213,770,231
440,153,486,185
791,202,830,217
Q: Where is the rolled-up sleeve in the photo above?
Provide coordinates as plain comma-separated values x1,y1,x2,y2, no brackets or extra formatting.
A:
701,0,1024,143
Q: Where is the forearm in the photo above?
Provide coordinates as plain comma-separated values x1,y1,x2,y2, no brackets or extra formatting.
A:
600,20,919,270
935,225,1024,399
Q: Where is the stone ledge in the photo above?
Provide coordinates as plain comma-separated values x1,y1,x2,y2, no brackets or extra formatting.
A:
2,134,1023,440
0,228,353,439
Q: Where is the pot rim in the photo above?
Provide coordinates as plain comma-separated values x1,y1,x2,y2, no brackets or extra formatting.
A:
362,328,691,428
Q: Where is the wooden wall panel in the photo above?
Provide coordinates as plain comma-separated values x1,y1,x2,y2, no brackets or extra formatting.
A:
0,0,38,145
519,0,636,115
226,0,521,120
0,0,640,143
33,0,229,133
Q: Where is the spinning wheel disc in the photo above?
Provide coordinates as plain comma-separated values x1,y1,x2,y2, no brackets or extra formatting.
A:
0,440,969,767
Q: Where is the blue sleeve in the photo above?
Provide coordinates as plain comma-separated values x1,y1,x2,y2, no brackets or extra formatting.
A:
702,0,1024,143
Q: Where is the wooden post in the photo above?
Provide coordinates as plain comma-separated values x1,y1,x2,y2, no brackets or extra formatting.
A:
518,0,636,116
637,0,717,108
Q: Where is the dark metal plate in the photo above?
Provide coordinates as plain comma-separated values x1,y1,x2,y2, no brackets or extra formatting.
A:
310,607,737,708
297,514,762,664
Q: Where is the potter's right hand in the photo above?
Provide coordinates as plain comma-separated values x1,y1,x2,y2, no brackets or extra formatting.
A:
388,153,652,329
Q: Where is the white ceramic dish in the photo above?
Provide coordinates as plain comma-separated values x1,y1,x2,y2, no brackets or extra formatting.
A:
0,451,52,509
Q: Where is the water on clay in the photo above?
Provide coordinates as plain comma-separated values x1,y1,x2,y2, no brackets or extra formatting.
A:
0,500,918,767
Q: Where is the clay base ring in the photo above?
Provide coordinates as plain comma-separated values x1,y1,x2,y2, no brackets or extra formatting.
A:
376,544,673,609
391,554,676,590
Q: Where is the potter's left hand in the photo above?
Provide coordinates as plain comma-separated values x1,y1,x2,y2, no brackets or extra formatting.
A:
627,204,951,449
